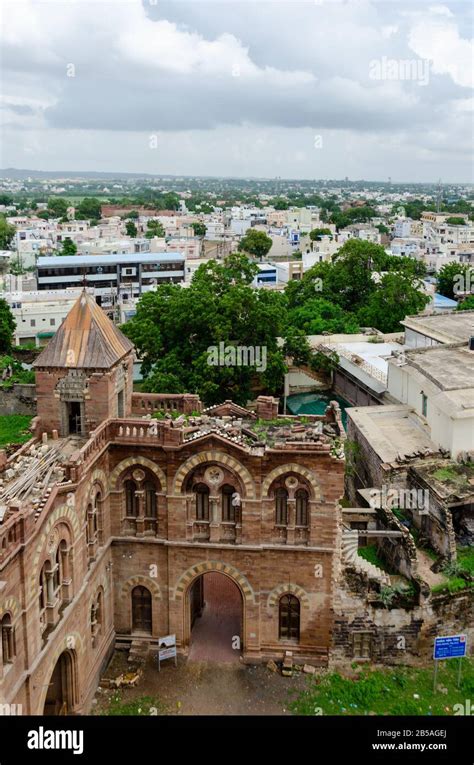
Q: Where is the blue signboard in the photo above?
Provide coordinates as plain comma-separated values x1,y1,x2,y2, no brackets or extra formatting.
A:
433,634,467,660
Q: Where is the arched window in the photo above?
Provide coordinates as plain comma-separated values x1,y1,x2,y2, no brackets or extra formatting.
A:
144,481,157,518
39,561,51,610
275,488,288,526
124,480,139,517
1,614,14,664
91,590,103,645
53,546,61,593
295,489,309,527
85,504,93,544
278,594,300,641
195,483,209,521
131,586,152,634
221,484,236,522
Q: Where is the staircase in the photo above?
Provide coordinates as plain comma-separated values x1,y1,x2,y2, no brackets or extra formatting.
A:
128,639,150,664
342,530,391,585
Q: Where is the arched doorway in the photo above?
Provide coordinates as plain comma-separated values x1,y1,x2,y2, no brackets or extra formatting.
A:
43,650,77,715
188,572,243,662
131,585,152,634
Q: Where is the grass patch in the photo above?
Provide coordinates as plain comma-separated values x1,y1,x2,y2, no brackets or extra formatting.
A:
432,577,473,595
357,545,394,574
457,547,474,575
0,415,33,448
99,693,168,716
290,658,474,716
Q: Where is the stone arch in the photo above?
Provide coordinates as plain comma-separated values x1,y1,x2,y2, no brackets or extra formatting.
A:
36,632,83,713
119,575,162,602
82,468,108,502
109,457,166,492
267,583,310,610
172,560,255,604
29,506,80,597
0,596,21,620
262,463,322,501
172,451,256,499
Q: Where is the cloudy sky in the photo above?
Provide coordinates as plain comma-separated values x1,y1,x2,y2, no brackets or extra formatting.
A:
1,0,473,181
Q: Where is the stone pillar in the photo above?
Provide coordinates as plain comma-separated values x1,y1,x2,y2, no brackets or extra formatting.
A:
209,496,220,542
135,490,145,536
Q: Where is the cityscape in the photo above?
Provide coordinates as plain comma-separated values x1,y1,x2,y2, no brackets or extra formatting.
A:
0,0,473,757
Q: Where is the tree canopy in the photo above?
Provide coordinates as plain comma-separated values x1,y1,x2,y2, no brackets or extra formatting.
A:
123,253,287,406
0,299,15,354
238,229,272,261
0,215,16,249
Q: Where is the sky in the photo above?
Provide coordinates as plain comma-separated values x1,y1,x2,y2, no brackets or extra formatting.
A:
0,0,473,182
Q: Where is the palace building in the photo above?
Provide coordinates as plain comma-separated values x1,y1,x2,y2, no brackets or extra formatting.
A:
0,291,346,714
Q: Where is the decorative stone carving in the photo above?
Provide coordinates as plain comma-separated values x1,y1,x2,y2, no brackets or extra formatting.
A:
132,469,145,483
205,466,224,486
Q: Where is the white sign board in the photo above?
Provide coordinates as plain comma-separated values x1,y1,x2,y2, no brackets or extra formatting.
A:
157,634,177,671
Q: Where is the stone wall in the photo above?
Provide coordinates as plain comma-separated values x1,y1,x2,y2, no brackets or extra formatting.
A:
0,384,36,416
332,568,474,666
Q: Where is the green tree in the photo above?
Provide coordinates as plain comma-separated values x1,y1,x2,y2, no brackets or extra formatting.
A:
0,215,16,249
445,217,466,226
0,298,15,353
60,237,77,256
272,198,289,210
122,254,287,406
191,222,206,237
126,221,138,238
437,262,470,299
76,197,102,220
456,294,474,310
145,220,165,238
288,298,360,335
282,328,312,366
357,273,430,332
47,196,69,218
238,229,272,261
309,228,333,241
0,194,13,206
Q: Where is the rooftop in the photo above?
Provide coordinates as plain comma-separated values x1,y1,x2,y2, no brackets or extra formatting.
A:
402,310,474,344
346,404,438,465
37,252,185,268
33,290,133,369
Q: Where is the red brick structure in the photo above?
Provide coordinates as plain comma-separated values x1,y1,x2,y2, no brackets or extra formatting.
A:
0,294,346,714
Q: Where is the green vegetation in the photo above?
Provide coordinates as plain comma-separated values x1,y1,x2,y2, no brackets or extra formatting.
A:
357,545,392,573
76,197,102,221
100,693,168,716
123,253,287,406
432,578,473,595
437,262,472,300
60,237,77,257
456,295,474,310
285,240,428,334
0,356,35,388
445,217,466,225
0,215,16,249
47,196,70,218
457,547,474,575
0,415,33,448
290,658,474,716
0,300,15,354
145,220,165,238
191,222,206,237
125,221,137,238
238,229,272,261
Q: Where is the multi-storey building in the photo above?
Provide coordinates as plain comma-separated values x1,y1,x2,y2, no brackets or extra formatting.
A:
0,291,345,714
36,253,186,300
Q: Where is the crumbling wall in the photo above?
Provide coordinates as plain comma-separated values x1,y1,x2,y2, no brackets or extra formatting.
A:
0,384,36,416
332,568,474,666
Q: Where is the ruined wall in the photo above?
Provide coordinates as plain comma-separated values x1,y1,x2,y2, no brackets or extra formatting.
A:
332,568,474,666
0,384,36,416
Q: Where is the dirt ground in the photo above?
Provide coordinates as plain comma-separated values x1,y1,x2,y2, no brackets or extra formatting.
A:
92,651,311,716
